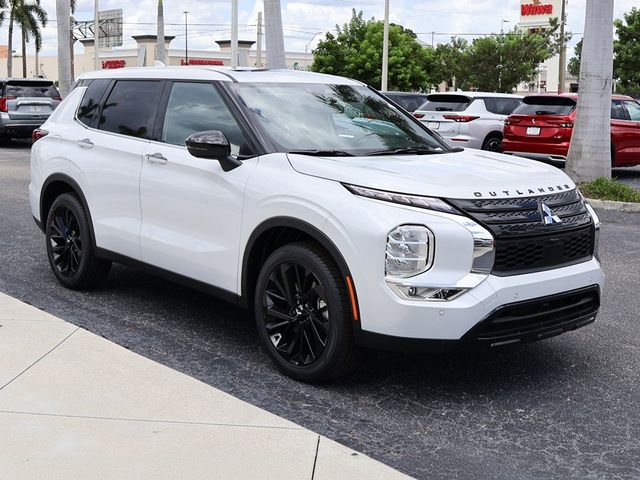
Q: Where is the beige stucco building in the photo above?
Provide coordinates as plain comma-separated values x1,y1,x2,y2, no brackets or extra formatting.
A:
0,35,314,83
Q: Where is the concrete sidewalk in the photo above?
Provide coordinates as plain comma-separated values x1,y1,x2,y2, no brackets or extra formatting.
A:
0,292,411,479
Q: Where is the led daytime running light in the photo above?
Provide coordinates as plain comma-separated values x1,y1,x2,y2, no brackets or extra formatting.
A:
344,184,459,214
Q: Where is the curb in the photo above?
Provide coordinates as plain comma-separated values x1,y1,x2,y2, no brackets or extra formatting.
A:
586,198,640,213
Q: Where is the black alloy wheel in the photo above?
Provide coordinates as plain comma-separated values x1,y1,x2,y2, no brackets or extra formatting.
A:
45,193,111,289
49,205,83,277
254,242,362,382
482,135,503,152
262,262,329,367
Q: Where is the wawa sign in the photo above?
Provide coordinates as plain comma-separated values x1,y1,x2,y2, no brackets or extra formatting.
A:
521,0,554,16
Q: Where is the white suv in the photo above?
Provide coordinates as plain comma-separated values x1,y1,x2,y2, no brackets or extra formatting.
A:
30,67,603,381
413,92,523,152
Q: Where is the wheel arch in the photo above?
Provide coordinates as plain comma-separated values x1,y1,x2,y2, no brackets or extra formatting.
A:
241,217,359,320
40,173,97,250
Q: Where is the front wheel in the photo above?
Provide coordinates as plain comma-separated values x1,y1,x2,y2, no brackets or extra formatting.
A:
254,242,362,382
45,193,111,289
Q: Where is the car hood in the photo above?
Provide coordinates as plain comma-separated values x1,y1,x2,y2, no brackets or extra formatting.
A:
287,150,575,200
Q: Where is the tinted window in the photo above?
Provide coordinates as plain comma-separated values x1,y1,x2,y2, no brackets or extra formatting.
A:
623,100,640,121
77,79,110,127
485,98,521,115
611,100,627,120
98,80,163,139
513,98,575,116
418,95,472,112
161,82,247,157
385,93,428,112
7,81,59,98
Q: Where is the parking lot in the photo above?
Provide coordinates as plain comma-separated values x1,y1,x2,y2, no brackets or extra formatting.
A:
1,142,639,480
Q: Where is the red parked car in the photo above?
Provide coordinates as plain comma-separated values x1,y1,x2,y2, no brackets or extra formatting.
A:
502,93,640,168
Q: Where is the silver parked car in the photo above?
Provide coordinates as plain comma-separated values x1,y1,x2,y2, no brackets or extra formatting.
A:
413,92,523,152
0,78,61,142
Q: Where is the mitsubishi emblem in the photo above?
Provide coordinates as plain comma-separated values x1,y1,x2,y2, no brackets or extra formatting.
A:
539,202,562,226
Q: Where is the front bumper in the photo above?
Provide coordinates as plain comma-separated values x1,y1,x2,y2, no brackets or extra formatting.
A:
358,284,600,352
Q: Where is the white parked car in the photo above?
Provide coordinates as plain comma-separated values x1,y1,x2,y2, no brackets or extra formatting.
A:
413,92,523,152
30,67,603,381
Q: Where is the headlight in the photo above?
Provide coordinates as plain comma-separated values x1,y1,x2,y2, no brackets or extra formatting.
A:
386,225,435,277
344,184,459,214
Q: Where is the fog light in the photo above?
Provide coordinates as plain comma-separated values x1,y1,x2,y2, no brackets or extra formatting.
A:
389,283,467,301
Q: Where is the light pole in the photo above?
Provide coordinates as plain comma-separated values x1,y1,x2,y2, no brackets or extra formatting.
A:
558,0,567,93
231,0,238,68
381,0,390,91
94,0,100,70
183,11,189,65
498,19,510,92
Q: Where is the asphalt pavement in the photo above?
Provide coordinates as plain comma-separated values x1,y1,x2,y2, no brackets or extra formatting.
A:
1,142,639,480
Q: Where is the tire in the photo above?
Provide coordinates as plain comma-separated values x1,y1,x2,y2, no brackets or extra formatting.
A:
45,193,111,289
482,134,503,152
254,242,362,382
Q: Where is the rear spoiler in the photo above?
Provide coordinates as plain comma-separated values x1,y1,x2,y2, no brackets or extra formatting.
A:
523,96,576,106
426,94,472,104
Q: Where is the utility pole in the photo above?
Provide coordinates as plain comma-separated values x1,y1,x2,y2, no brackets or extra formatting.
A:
498,19,509,93
264,0,286,68
94,0,100,70
256,12,263,67
184,11,189,65
381,0,390,91
56,0,72,96
157,0,166,64
558,0,567,93
231,0,238,67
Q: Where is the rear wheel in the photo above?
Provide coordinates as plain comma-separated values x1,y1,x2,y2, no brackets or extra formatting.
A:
254,242,362,382
482,134,503,152
45,193,111,289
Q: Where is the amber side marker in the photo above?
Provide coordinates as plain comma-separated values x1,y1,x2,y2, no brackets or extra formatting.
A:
345,276,360,321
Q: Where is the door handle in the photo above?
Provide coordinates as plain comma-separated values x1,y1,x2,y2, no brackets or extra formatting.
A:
146,152,168,165
77,138,94,148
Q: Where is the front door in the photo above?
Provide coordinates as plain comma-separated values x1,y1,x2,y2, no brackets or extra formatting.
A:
139,81,257,294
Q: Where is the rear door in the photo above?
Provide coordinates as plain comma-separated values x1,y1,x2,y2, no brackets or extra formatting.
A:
5,80,60,122
613,100,640,166
506,96,576,144
413,94,473,137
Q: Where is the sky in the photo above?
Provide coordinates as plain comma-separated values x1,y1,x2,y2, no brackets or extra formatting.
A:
8,0,639,58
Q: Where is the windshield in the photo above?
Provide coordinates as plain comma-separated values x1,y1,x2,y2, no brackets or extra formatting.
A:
513,97,576,116
6,81,60,98
230,83,448,155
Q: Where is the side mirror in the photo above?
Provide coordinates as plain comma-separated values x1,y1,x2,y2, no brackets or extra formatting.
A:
185,130,242,172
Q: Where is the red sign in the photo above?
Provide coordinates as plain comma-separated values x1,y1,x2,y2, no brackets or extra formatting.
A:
102,59,126,69
521,3,553,15
180,59,224,66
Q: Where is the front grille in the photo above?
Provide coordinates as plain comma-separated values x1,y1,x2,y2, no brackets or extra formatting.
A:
467,286,600,347
449,190,595,275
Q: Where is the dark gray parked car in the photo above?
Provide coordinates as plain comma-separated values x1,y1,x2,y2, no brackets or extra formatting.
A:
0,78,61,141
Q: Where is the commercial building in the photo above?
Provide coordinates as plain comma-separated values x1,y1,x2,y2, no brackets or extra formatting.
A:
0,35,313,83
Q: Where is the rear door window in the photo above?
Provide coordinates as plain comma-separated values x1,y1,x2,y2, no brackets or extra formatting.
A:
6,81,60,99
77,79,110,128
623,100,640,121
98,80,163,139
419,95,473,112
513,97,575,116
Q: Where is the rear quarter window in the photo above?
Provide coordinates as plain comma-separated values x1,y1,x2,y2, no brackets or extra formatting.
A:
77,79,111,128
419,95,472,112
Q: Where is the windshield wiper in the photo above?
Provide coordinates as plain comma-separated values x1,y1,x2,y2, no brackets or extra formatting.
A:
364,147,442,156
287,149,355,157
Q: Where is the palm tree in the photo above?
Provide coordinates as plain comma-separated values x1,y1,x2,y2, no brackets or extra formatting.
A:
16,0,47,77
565,0,615,182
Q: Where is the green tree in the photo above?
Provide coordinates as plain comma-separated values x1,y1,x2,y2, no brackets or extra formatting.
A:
17,0,47,77
613,7,640,93
312,9,444,91
434,37,470,89
568,39,582,78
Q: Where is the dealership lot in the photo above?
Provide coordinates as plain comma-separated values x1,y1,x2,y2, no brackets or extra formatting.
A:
1,143,639,479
